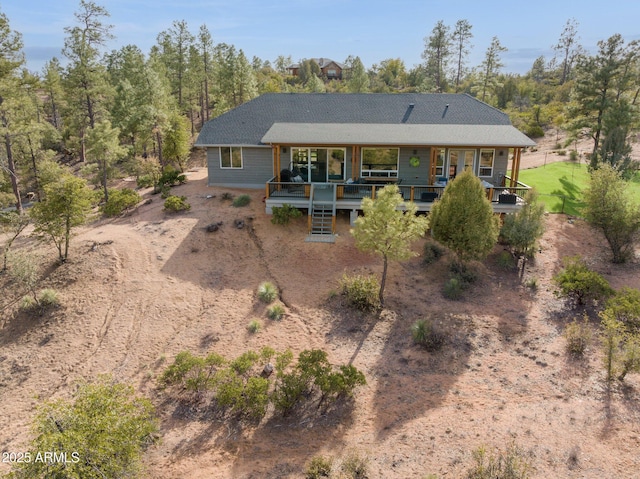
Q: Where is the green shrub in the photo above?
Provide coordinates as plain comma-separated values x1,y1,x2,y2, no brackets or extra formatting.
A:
305,455,333,478
569,150,579,162
221,192,234,201
163,195,190,212
341,450,369,479
553,256,614,306
497,250,516,269
564,317,592,357
136,175,155,188
38,288,60,308
267,304,285,321
271,204,302,225
412,319,446,351
449,261,478,285
159,351,226,393
158,168,187,188
232,194,251,207
102,188,141,217
423,241,445,265
443,276,464,300
247,319,261,333
20,295,35,310
466,443,531,479
525,277,538,291
340,273,381,311
257,281,278,303
557,149,567,156
605,287,640,332
10,377,157,479
525,125,544,138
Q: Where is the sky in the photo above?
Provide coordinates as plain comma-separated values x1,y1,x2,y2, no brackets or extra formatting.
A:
3,0,640,76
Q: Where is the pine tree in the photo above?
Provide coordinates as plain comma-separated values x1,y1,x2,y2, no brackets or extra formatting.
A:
422,20,453,92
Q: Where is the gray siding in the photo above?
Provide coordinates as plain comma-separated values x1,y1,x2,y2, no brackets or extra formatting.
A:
490,148,509,186
398,147,431,185
207,147,273,188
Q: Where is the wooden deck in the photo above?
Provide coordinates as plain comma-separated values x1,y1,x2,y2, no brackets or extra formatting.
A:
265,179,530,215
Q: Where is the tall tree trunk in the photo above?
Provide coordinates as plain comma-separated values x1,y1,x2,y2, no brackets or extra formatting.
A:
102,159,109,202
4,132,23,214
379,255,388,306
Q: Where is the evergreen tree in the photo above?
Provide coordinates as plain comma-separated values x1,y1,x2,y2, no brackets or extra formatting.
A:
568,34,639,169
583,164,640,263
31,173,94,262
155,20,194,110
552,18,584,85
430,170,500,263
452,19,473,91
62,0,114,161
474,36,507,104
422,20,452,92
351,185,429,305
86,119,127,202
345,56,369,93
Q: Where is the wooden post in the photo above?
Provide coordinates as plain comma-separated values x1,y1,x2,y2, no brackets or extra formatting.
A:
429,148,438,184
512,148,521,187
274,145,281,181
410,186,414,202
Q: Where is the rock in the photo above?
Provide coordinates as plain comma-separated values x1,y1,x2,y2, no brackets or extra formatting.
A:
234,219,245,229
206,221,223,232
260,363,274,378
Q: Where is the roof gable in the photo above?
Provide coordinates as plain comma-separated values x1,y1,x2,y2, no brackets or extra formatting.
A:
195,93,523,147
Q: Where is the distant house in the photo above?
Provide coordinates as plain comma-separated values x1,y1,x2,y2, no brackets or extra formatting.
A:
195,93,535,234
287,58,344,80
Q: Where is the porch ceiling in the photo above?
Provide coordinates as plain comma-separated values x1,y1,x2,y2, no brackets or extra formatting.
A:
262,123,536,148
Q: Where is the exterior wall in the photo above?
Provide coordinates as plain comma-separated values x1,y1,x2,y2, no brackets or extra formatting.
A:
398,147,431,185
490,148,509,186
207,146,273,188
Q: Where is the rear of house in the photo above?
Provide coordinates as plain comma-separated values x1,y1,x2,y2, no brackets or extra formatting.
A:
195,93,535,233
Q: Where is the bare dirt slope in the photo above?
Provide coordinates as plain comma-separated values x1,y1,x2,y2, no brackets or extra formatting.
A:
1,165,640,478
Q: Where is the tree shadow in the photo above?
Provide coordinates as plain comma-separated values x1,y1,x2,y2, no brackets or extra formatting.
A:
372,253,530,440
229,397,356,478
550,176,585,215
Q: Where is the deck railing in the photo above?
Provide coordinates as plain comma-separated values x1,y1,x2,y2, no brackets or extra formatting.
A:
266,178,530,204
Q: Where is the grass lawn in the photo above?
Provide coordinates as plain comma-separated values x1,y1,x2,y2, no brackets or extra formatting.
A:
517,161,589,216
516,161,640,216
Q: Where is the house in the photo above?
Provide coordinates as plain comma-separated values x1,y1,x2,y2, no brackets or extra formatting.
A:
194,93,535,235
287,58,344,80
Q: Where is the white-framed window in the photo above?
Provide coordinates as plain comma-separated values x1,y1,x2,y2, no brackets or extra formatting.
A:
361,148,399,178
435,148,445,177
479,149,495,177
220,146,243,169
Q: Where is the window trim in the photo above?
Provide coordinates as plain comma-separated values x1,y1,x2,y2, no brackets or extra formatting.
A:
219,146,243,169
479,149,495,177
360,147,399,178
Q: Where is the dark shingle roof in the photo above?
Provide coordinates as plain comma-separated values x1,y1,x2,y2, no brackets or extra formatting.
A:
195,93,518,147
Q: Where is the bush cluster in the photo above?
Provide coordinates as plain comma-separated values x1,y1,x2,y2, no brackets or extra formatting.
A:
163,195,191,212
157,168,187,189
411,319,447,352
160,348,366,419
102,188,141,217
257,281,278,303
423,240,445,265
232,194,251,207
553,256,614,306
340,273,380,311
443,261,478,300
271,204,302,225
564,317,592,357
466,443,531,479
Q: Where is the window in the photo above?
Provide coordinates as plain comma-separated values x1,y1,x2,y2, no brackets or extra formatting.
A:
435,148,445,177
361,148,399,178
220,147,242,168
291,147,345,182
479,149,495,177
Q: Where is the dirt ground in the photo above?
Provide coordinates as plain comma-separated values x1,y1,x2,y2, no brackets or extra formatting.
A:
1,135,640,478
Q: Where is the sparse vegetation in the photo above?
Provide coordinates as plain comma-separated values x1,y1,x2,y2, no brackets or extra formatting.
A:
8,377,157,479
411,319,446,351
564,316,592,357
443,276,464,300
247,319,261,333
339,273,381,311
232,194,251,207
340,450,369,479
267,304,285,320
305,455,333,478
553,256,614,306
163,195,191,212
423,240,445,265
271,204,302,225
257,281,278,303
102,188,141,216
466,443,531,479
497,250,516,269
